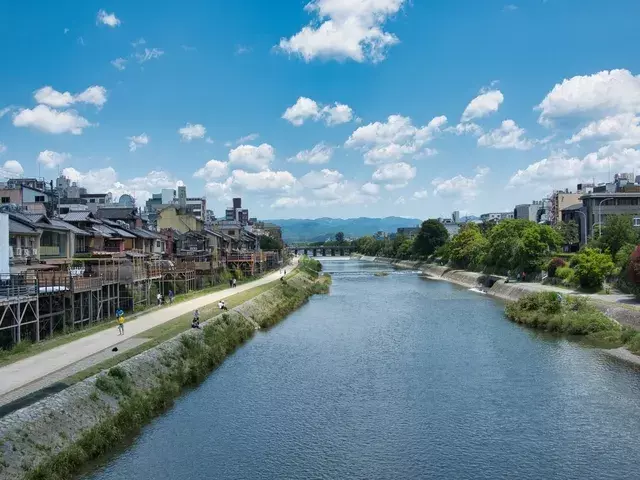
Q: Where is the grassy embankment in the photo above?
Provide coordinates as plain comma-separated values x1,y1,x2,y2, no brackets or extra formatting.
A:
0,268,282,368
20,269,330,480
505,291,640,353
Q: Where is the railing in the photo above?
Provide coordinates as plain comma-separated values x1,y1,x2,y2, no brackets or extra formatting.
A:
40,245,61,257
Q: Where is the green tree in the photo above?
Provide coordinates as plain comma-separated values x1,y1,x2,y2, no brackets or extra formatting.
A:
555,221,579,245
396,238,414,260
412,219,449,258
259,235,282,250
484,219,529,272
448,223,487,269
573,247,615,289
598,215,638,257
335,231,345,244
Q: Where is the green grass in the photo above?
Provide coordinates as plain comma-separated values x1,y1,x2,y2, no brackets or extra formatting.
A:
0,268,284,368
60,279,281,387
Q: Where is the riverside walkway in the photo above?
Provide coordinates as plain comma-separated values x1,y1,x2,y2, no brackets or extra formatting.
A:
0,264,293,400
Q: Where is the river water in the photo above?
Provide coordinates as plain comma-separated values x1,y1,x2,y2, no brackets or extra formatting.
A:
84,259,640,480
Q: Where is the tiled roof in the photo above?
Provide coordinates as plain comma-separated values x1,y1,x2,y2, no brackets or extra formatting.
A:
112,227,136,239
96,207,137,220
90,224,115,238
49,219,91,236
62,211,95,222
131,228,157,239
9,219,38,234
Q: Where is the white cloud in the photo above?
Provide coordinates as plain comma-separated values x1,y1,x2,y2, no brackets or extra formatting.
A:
62,166,182,204
111,58,127,70
205,137,214,144
97,9,121,27
477,119,533,150
0,107,13,118
64,28,69,34
205,178,234,201
447,122,484,137
37,150,69,168
507,146,640,189
34,85,107,108
131,38,146,47
503,4,518,11
461,89,504,122
127,133,149,152
311,180,378,205
193,160,229,181
228,143,275,171
321,103,353,125
178,123,206,141
230,169,296,191
236,45,252,55
394,196,406,205
371,162,416,188
1,160,24,177
235,133,259,144
566,113,640,147
413,189,428,199
13,105,93,135
282,97,354,126
537,69,640,126
432,166,489,200
271,196,315,209
277,0,406,63
135,48,165,63
288,142,334,164
361,182,380,195
300,169,343,189
347,114,446,163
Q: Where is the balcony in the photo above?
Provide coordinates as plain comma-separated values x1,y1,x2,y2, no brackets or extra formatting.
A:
40,245,62,257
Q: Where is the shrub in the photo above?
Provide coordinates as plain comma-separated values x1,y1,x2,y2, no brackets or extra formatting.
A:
573,248,615,290
556,266,575,282
547,257,567,278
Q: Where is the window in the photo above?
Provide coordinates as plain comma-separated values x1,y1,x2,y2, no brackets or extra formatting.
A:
99,198,105,204
228,230,235,236
1,197,9,204
156,241,161,248
89,198,95,203
35,195,45,202
633,218,640,228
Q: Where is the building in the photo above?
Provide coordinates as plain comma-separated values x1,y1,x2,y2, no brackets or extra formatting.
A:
156,206,203,233
0,183,51,214
581,192,640,239
549,190,583,225
185,197,206,220
224,198,249,225
480,212,513,222
514,201,544,222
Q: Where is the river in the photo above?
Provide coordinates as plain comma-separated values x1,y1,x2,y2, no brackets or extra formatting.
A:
83,259,640,480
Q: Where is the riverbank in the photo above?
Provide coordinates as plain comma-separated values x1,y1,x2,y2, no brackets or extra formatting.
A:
0,270,330,480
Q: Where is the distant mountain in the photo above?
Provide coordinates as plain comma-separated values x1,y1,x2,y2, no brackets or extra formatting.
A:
265,216,423,243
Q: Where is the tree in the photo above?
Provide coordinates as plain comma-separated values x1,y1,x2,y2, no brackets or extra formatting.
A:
335,231,345,244
396,238,414,260
598,215,638,257
259,235,282,250
555,221,579,246
484,219,530,272
448,223,487,269
573,247,615,289
412,219,449,258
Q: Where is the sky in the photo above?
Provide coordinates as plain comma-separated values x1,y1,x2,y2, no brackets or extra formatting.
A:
1,0,640,220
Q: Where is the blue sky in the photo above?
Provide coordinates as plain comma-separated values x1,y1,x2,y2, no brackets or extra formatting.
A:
1,0,640,220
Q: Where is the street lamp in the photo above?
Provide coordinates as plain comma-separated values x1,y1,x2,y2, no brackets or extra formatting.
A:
598,197,614,238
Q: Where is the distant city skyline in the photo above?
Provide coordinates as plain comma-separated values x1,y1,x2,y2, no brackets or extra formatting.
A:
2,1,640,219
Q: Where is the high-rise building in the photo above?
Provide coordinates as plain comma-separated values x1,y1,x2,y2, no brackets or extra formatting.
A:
177,186,187,209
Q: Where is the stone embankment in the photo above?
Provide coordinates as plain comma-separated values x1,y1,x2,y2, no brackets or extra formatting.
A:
0,270,330,480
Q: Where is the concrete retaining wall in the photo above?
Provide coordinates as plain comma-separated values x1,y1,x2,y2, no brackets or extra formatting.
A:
0,271,326,480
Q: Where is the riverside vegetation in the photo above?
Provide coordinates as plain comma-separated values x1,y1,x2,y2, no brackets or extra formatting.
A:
1,265,330,480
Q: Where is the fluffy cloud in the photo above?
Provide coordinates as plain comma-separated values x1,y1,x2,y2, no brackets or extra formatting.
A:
507,146,640,189
131,38,146,48
371,162,416,188
37,150,69,168
178,123,206,141
1,160,24,177
34,85,107,108
127,133,149,152
97,9,120,27
432,166,489,200
361,182,380,196
205,179,233,201
566,113,640,146
347,115,446,163
300,169,343,189
288,142,334,164
477,120,533,150
277,0,406,63
111,58,127,70
282,97,354,126
461,89,504,122
230,169,296,191
394,196,406,205
193,160,229,181
311,180,378,205
447,122,484,137
413,189,428,199
271,196,315,209
62,167,182,204
13,105,92,135
228,143,275,171
135,48,165,63
537,69,640,125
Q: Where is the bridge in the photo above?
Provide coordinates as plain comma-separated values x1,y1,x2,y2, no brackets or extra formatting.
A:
287,245,355,257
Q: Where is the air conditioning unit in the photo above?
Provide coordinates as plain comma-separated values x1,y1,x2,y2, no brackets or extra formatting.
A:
9,247,14,258
15,247,23,257
23,248,31,257
31,248,38,256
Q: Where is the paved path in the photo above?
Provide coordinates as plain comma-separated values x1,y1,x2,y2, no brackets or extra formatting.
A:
0,264,293,398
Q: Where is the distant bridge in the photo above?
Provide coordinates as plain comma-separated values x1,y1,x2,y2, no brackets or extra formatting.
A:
287,245,355,257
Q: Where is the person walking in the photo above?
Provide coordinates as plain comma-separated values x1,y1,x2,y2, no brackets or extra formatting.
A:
232,278,237,288
157,292,163,305
192,309,201,329
116,309,125,336
229,278,233,288
168,290,174,304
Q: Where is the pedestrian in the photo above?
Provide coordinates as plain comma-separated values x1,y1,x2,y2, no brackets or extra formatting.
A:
192,309,201,329
229,278,233,288
116,311,125,336
284,269,286,275
157,292,163,305
168,290,174,304
232,278,237,288
522,271,526,282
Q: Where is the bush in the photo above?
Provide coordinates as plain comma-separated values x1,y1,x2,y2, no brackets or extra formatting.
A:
547,257,567,278
573,248,616,290
555,266,575,283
